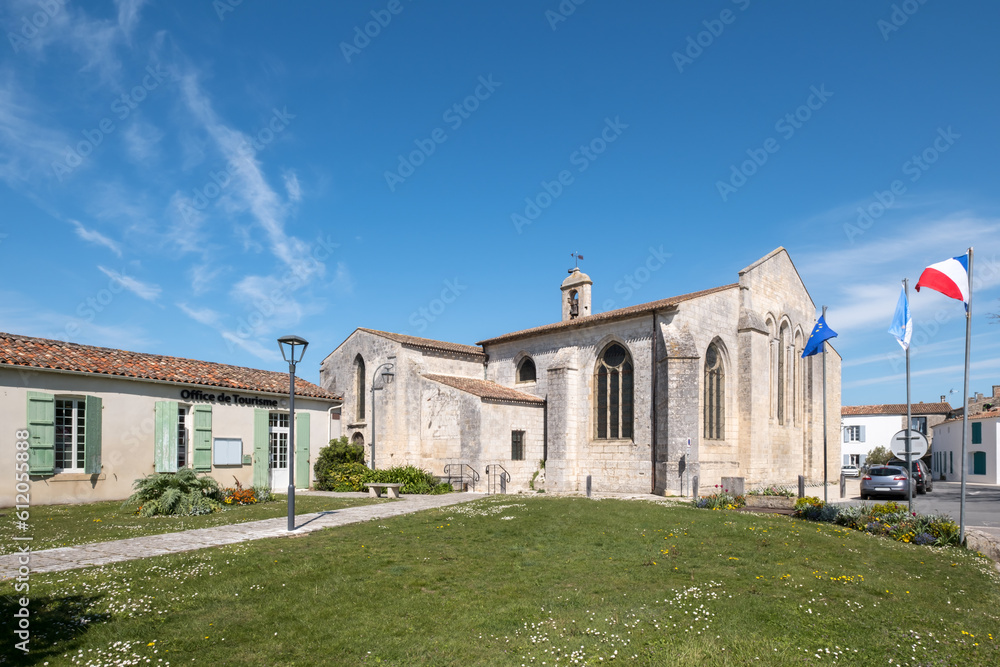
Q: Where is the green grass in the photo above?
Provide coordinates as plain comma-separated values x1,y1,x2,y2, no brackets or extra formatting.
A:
5,497,999,666
0,495,386,554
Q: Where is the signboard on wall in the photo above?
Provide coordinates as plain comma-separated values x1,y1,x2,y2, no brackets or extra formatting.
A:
180,388,279,408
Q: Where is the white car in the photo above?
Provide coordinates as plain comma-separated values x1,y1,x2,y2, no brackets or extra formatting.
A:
840,464,860,478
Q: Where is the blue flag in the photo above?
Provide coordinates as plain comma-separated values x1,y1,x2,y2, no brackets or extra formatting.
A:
801,314,838,358
887,287,912,351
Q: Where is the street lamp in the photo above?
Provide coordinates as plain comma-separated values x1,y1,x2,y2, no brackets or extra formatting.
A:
369,362,395,470
278,335,309,532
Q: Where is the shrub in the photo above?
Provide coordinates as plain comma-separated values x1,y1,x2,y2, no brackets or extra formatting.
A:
125,468,223,517
368,465,452,494
793,497,840,522
314,436,366,489
319,462,371,492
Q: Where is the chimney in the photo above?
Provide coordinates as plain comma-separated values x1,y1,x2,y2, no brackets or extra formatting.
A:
976,392,984,401
940,395,946,403
993,385,1000,398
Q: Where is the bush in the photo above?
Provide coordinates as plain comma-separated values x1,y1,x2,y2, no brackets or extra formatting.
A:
314,437,366,489
793,497,841,522
314,460,453,494
368,465,452,494
125,468,223,517
319,462,371,492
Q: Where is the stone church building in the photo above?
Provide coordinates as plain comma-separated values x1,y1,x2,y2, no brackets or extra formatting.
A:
320,248,841,495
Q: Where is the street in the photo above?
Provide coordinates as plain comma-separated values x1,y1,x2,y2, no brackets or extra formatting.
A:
824,480,1000,538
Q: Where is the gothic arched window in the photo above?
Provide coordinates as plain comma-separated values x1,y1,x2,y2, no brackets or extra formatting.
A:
594,343,633,440
778,323,788,425
704,342,725,440
517,357,536,383
354,355,366,421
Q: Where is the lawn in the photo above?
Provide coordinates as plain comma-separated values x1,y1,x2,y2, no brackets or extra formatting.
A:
0,495,386,554
5,496,999,666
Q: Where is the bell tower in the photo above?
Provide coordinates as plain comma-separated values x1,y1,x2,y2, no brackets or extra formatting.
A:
561,267,593,322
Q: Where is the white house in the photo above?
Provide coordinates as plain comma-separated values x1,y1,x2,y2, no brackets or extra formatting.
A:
930,411,999,484
840,400,952,467
1,332,341,506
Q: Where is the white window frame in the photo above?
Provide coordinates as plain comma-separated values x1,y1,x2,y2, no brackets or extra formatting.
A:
54,397,86,472
845,425,862,442
269,412,290,470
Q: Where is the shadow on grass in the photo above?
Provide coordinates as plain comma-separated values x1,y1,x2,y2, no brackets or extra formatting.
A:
0,593,109,665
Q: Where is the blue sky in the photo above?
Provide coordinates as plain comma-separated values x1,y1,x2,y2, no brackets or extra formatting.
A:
1,0,999,407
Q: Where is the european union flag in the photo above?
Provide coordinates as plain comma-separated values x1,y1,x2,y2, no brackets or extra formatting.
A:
801,314,838,358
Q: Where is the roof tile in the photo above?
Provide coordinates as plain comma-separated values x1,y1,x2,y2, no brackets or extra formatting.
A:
423,374,545,404
841,403,952,416
0,332,339,400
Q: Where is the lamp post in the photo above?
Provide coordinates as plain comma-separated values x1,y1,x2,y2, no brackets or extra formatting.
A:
278,335,309,532
369,362,395,470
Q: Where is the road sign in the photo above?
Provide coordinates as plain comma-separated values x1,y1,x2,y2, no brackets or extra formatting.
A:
890,429,928,459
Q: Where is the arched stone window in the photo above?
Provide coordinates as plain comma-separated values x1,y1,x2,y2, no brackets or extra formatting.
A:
354,355,366,421
704,342,725,440
778,322,789,425
517,357,537,383
766,316,776,419
594,343,633,440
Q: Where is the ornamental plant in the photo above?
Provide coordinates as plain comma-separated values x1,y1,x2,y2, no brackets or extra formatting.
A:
746,485,796,497
695,491,746,510
125,467,223,516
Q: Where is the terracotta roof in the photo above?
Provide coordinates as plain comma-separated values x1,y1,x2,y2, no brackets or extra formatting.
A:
477,284,739,346
0,332,339,401
357,328,486,360
423,374,545,405
936,409,1000,426
841,402,952,416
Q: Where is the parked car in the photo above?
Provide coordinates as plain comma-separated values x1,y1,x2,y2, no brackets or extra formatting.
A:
888,458,933,494
860,465,911,500
840,464,860,478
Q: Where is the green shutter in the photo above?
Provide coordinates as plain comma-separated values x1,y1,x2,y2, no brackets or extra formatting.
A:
192,405,213,472
154,401,179,473
973,451,987,475
972,421,982,444
26,391,55,475
253,409,270,487
295,412,310,489
84,395,102,475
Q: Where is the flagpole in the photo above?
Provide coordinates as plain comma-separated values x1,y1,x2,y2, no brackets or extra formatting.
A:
904,278,913,515
822,305,828,505
960,248,973,544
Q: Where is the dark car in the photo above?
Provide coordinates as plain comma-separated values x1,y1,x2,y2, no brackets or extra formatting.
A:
888,458,933,494
860,465,911,500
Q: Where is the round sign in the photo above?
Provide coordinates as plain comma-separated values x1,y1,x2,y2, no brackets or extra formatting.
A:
889,429,929,459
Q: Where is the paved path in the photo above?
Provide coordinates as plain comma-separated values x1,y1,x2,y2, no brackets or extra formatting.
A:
0,492,480,579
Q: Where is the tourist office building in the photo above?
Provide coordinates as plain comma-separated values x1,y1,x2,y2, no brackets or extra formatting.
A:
1,332,341,507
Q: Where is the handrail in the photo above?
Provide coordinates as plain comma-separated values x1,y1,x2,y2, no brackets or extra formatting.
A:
443,463,480,491
485,464,511,495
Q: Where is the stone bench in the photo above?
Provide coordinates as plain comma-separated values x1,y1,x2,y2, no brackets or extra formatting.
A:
364,482,402,499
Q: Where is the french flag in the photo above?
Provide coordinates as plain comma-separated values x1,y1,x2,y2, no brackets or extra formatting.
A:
915,254,970,306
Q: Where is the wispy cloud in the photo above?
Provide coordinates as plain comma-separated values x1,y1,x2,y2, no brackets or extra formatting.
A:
179,73,319,281
0,73,68,186
69,219,122,257
284,170,302,202
222,331,282,362
97,265,161,301
177,302,223,327
122,120,163,163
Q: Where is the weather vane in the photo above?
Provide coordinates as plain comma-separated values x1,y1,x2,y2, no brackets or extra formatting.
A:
569,252,584,272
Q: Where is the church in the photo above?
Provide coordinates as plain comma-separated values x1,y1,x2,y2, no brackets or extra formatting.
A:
320,247,841,495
